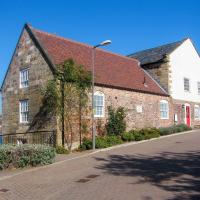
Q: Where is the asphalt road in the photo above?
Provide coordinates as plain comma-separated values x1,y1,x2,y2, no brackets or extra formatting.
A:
0,130,200,200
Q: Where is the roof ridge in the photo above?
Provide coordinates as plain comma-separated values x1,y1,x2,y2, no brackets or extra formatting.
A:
128,38,188,57
30,25,140,64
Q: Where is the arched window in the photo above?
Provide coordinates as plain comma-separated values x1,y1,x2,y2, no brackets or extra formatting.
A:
160,100,169,119
94,91,105,118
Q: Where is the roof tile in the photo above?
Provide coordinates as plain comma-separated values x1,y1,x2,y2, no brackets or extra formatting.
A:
31,26,167,96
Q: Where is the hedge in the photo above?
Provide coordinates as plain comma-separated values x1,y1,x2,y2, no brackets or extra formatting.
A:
55,146,69,154
0,144,56,170
80,124,192,151
80,135,123,150
159,124,192,136
121,128,160,142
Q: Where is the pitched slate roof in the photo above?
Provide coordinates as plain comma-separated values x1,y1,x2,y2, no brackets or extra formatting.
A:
128,39,187,65
26,24,168,96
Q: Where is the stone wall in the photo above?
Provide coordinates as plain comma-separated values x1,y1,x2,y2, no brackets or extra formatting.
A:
92,86,173,131
55,86,174,148
1,27,176,146
143,58,172,94
2,29,56,135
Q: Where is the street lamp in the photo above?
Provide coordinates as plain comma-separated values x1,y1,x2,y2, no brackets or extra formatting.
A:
92,40,112,150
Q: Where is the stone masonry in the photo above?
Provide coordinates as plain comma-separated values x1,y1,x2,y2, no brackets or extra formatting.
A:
2,29,56,135
2,27,174,147
93,86,173,131
143,56,172,94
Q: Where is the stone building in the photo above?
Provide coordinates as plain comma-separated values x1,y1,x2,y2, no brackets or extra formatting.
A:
128,38,200,127
1,24,175,145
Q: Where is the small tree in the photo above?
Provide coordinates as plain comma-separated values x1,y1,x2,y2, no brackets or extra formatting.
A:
106,106,126,136
43,59,91,150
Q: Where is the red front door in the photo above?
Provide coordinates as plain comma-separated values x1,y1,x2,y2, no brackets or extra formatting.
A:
186,106,190,126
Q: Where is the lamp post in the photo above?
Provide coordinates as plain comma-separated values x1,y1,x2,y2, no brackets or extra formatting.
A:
92,40,112,150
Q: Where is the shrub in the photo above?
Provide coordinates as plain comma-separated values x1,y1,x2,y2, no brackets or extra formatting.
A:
138,128,160,140
133,130,144,141
176,124,192,131
80,138,92,150
80,135,123,150
159,124,192,136
159,127,171,136
0,144,55,170
105,135,123,146
55,146,69,154
121,132,135,141
96,135,123,148
106,106,126,136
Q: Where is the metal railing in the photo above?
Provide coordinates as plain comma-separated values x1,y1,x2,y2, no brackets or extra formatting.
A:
0,130,56,147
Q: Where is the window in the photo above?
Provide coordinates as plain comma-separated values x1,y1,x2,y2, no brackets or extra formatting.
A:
160,100,169,119
20,100,29,123
197,82,200,95
184,78,190,92
94,91,105,117
194,105,200,120
20,69,29,88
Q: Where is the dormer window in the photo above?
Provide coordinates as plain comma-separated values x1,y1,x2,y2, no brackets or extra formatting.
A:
20,69,29,88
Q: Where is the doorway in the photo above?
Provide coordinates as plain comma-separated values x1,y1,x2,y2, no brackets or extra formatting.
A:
185,104,191,126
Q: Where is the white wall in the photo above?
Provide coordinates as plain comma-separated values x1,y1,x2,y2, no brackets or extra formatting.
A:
170,39,200,103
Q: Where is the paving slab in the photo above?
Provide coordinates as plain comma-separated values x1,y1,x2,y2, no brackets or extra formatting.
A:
0,130,200,200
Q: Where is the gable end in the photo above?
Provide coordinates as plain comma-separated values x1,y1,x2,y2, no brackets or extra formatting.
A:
1,23,56,90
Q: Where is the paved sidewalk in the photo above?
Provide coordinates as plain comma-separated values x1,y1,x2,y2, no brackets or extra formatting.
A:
0,129,197,180
0,129,195,180
0,130,200,200
0,149,92,180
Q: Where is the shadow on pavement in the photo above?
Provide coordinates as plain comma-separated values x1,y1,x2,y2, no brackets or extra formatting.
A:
95,151,200,200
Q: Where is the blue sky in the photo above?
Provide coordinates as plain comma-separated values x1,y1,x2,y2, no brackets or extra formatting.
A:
0,0,200,113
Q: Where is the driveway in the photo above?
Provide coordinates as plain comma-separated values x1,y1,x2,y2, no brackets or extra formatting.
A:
0,130,200,200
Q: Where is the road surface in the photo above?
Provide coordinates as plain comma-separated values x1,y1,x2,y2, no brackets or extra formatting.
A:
0,130,200,200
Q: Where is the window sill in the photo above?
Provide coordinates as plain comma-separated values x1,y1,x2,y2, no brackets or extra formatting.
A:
94,116,105,118
19,86,29,89
19,122,29,125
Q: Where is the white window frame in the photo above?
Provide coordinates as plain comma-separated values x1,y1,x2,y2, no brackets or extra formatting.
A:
94,91,105,118
197,82,200,95
194,105,200,120
19,100,29,123
184,77,190,92
20,68,29,88
160,100,169,119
